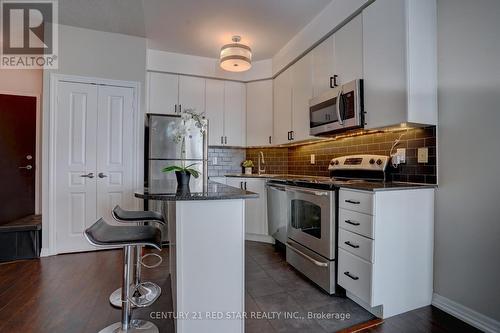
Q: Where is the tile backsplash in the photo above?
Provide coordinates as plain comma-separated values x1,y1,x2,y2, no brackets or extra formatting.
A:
243,126,437,184
207,147,246,177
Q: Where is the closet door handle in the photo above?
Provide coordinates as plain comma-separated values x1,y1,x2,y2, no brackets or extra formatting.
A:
81,172,94,178
98,172,107,178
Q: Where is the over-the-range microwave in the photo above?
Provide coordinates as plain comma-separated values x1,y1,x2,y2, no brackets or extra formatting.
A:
309,79,363,136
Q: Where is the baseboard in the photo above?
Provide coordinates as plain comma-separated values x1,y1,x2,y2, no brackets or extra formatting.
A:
245,233,275,244
432,293,500,333
40,248,52,257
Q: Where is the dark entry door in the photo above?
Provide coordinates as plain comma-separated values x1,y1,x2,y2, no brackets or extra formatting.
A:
0,94,37,224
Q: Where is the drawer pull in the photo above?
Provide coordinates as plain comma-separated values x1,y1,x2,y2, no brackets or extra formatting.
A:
345,199,361,204
344,241,360,249
344,220,360,226
344,271,359,280
286,242,328,268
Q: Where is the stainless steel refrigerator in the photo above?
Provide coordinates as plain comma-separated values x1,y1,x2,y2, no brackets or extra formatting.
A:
145,113,208,241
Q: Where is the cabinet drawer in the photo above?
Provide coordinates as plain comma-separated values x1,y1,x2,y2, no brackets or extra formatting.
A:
339,189,373,215
339,209,374,239
339,228,374,263
338,248,372,305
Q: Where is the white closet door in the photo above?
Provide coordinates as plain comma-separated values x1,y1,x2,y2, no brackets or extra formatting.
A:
55,81,98,253
96,86,135,223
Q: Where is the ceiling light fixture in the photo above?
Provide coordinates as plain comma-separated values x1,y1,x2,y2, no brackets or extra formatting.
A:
219,36,252,72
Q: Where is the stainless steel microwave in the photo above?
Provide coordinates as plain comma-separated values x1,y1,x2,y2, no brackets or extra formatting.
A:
309,79,363,136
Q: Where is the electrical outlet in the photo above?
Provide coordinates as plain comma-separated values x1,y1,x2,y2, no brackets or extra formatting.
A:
310,154,315,164
396,148,406,163
213,156,218,165
418,147,429,163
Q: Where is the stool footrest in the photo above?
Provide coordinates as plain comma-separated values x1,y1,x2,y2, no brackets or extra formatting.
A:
140,253,163,269
128,282,161,308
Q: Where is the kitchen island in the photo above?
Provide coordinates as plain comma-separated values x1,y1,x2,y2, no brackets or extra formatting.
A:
135,180,257,333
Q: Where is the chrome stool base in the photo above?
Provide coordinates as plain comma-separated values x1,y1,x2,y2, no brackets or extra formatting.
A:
98,319,159,333
110,282,162,308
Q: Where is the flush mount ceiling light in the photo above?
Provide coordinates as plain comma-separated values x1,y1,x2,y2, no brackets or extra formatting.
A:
219,36,252,72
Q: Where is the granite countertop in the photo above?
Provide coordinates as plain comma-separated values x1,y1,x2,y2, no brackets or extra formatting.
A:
223,174,437,192
135,180,258,201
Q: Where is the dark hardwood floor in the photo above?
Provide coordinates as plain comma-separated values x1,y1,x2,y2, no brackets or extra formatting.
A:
0,247,480,333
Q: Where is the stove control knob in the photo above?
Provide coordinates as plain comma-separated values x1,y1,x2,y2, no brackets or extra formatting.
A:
376,159,383,165
335,160,340,165
369,159,375,165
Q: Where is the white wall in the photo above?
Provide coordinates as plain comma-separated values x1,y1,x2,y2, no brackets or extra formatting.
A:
435,0,500,324
41,25,147,251
272,0,370,75
147,49,272,81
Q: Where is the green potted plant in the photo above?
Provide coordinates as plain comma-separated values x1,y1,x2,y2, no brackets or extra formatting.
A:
162,108,207,186
241,160,254,175
162,163,201,186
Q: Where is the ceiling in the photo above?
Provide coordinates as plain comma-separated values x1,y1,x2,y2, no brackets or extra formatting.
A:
58,0,332,61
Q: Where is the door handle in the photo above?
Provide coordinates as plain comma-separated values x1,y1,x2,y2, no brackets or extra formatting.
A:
18,165,33,170
344,220,360,226
344,241,360,249
81,172,94,178
98,172,107,178
286,242,328,267
344,271,359,281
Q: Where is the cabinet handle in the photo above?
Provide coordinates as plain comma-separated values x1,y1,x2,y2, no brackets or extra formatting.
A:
224,136,227,144
240,182,243,189
330,75,339,88
344,241,360,249
287,131,290,140
345,199,360,204
290,131,294,140
344,220,360,226
244,182,247,190
221,136,224,145
179,104,182,113
344,271,359,281
174,104,177,113
269,136,272,144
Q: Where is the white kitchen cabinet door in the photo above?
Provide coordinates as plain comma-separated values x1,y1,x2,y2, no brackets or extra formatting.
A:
179,75,206,114
96,86,135,223
148,72,178,115
224,81,246,146
244,179,267,236
291,53,315,142
311,35,335,98
55,81,99,254
225,177,243,189
335,14,363,85
363,0,437,128
205,79,225,146
246,80,273,146
273,69,292,145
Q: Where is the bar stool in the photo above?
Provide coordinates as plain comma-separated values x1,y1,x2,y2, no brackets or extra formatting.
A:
84,218,161,333
109,205,165,308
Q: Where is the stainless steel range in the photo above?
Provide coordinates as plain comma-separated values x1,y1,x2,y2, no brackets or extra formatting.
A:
267,154,389,294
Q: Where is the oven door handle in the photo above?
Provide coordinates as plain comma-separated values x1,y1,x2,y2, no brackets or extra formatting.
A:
266,184,286,192
286,187,329,197
286,242,328,267
336,88,344,125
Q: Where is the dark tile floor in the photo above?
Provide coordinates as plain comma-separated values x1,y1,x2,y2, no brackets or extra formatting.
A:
245,241,375,333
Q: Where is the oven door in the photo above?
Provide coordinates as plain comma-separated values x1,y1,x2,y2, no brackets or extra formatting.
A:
286,186,335,260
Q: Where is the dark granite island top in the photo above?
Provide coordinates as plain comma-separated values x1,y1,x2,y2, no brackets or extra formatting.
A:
134,179,258,201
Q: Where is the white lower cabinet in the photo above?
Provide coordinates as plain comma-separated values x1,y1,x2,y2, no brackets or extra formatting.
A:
338,188,435,319
225,177,273,243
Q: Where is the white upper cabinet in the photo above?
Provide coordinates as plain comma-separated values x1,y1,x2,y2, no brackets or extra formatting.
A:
246,80,273,146
311,35,335,98
363,0,437,129
291,53,315,142
273,68,293,145
335,14,363,85
224,81,246,147
205,79,225,146
178,75,206,114
148,72,178,114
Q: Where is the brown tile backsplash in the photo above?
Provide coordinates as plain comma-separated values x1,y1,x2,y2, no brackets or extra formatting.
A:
208,147,246,177
243,126,437,184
